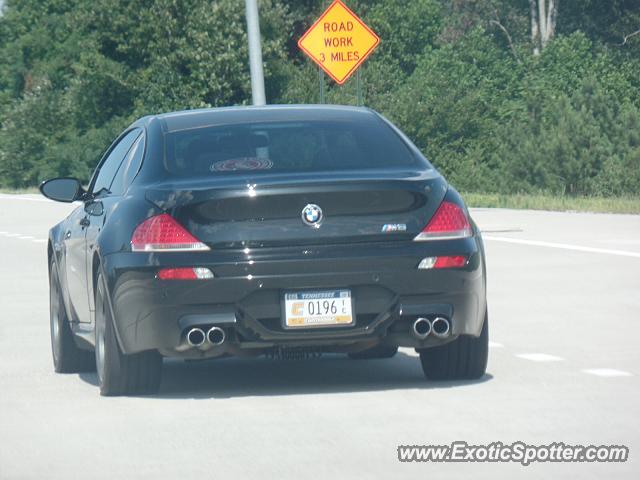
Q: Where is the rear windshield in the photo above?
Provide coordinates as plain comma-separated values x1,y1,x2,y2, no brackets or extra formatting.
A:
164,118,425,176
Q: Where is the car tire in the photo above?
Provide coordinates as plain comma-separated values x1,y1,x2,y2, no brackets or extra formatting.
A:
95,272,162,396
348,345,398,359
419,311,488,380
50,261,95,373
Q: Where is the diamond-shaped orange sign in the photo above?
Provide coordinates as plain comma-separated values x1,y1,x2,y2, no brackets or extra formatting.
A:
298,0,380,85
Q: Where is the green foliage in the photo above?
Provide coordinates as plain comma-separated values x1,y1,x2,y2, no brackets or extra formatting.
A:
559,0,640,46
383,29,520,191
0,0,639,197
0,0,292,187
488,33,640,195
378,30,640,196
491,79,640,195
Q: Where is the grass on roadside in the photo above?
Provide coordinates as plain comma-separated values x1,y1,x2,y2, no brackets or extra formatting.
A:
463,192,640,214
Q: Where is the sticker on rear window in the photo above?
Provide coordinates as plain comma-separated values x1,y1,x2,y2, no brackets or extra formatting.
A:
211,157,273,172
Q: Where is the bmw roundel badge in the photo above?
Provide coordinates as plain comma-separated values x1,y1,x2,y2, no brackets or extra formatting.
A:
301,204,323,227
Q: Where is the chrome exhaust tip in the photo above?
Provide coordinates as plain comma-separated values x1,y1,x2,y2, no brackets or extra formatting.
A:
431,317,451,338
411,317,432,340
186,327,206,347
207,326,226,346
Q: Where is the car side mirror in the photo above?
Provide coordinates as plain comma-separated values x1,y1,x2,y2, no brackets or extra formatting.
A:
39,177,83,203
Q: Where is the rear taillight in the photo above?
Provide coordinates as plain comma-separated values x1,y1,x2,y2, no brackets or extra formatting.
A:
157,267,214,280
418,255,467,269
414,201,472,241
434,255,467,268
131,214,209,252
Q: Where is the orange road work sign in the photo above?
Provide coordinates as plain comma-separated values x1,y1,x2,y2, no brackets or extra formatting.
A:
297,0,380,85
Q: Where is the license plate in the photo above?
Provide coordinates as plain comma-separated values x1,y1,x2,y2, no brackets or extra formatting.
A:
283,289,354,328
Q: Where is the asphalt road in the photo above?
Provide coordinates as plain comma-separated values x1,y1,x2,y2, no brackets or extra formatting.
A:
1,194,639,479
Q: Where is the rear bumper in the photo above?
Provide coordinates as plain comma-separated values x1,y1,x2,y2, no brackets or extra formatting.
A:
102,236,486,356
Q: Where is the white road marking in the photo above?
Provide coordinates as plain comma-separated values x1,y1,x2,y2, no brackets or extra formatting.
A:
484,235,640,259
489,341,504,348
582,369,632,377
516,353,565,362
0,194,51,203
0,232,47,243
481,228,523,233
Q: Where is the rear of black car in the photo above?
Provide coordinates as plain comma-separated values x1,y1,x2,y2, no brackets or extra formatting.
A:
102,106,487,385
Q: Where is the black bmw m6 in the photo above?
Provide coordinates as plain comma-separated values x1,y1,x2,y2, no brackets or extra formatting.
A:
41,105,488,396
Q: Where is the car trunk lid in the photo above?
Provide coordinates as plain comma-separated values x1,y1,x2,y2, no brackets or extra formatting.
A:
145,170,446,249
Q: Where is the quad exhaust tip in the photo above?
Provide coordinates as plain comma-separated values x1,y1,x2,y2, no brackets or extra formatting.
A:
412,317,432,340
207,326,226,346
186,327,206,347
431,317,451,338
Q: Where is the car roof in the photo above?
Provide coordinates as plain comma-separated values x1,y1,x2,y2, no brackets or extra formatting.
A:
142,104,379,133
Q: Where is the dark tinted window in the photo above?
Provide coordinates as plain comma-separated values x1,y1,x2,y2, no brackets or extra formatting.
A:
110,133,145,196
164,118,424,177
92,129,140,194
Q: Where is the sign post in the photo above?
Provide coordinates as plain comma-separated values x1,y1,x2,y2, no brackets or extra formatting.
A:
319,69,325,104
298,0,379,102
245,0,266,105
